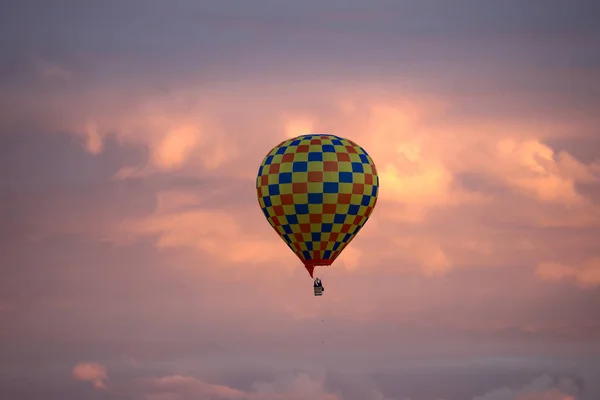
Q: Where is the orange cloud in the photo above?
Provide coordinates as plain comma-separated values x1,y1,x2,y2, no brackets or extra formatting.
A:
118,190,294,271
492,138,595,206
81,122,104,155
359,102,476,219
14,80,598,285
283,115,316,139
393,236,452,276
536,257,600,288
72,362,108,389
152,124,202,170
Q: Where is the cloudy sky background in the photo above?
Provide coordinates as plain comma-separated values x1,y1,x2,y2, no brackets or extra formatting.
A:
1,1,600,399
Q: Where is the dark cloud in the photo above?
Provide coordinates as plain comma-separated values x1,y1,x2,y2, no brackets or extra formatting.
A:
2,0,599,92
2,360,599,400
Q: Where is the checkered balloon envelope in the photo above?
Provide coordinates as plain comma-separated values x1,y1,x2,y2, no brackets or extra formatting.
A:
256,134,379,278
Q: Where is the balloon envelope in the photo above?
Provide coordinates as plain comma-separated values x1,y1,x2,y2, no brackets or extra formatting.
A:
256,134,379,277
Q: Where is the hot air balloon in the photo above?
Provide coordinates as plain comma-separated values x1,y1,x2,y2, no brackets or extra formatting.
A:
256,134,379,293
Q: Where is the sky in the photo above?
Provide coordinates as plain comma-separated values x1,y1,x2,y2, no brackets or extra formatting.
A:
1,0,600,399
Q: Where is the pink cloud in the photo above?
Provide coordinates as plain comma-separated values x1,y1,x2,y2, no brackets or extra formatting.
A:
72,362,108,389
6,78,599,291
474,375,580,400
71,363,586,400
30,54,72,81
537,257,600,288
75,363,343,400
2,7,600,400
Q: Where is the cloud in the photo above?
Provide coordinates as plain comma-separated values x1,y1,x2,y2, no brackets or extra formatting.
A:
117,189,294,270
2,3,600,400
137,375,252,399
2,32,599,292
74,363,343,400
81,122,104,154
473,375,581,400
392,236,451,276
536,258,600,288
152,124,202,170
70,361,594,400
490,138,599,206
283,115,316,139
10,83,598,284
358,101,489,222
72,362,108,389
30,55,72,81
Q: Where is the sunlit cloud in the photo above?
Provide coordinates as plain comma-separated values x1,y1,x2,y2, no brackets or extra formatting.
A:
11,81,597,286
536,257,600,288
118,190,293,270
72,363,108,389
392,236,452,276
2,2,600,399
283,116,316,139
81,122,104,155
152,124,202,170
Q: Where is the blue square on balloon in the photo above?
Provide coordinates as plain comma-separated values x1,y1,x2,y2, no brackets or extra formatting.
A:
257,166,263,176
361,195,371,206
276,146,287,154
279,172,293,184
331,139,343,146
283,234,292,243
321,223,333,232
295,204,309,214
348,204,359,215
334,214,346,224
322,144,335,153
359,154,369,164
262,207,269,218
282,225,293,234
290,140,301,146
308,193,323,204
305,242,313,251
286,214,298,224
311,232,321,242
264,155,274,165
343,233,352,242
371,186,377,196
323,182,338,193
351,162,364,173
323,250,332,259
339,172,353,183
263,196,272,207
332,242,341,250
308,152,323,161
292,161,308,172
302,251,312,260
268,184,280,195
